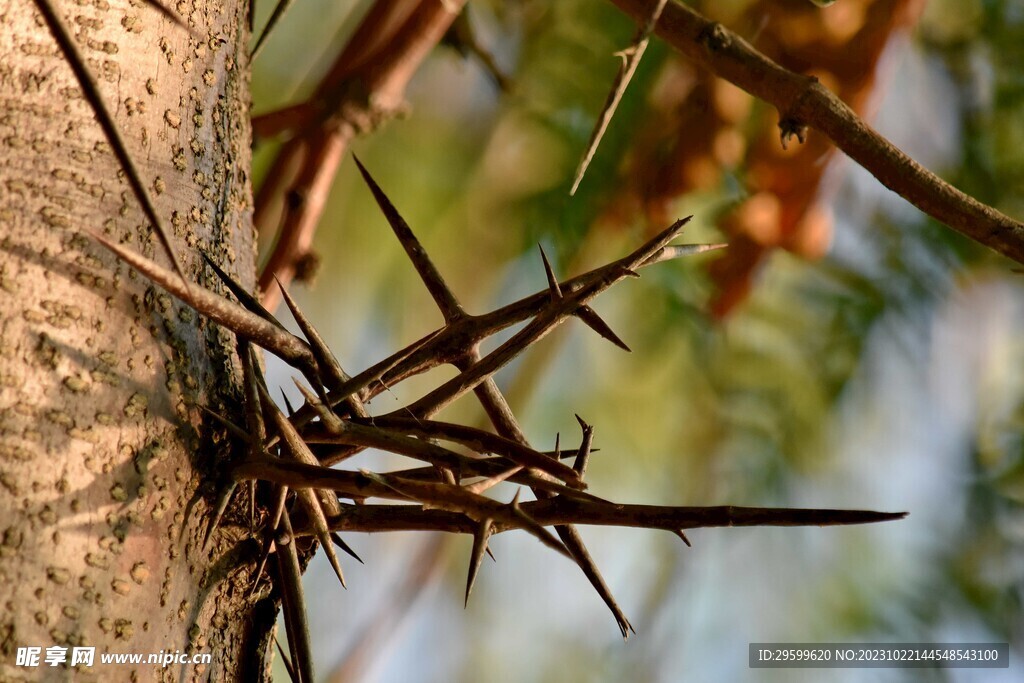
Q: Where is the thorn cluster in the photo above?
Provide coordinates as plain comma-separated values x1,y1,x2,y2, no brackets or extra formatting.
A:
88,159,903,679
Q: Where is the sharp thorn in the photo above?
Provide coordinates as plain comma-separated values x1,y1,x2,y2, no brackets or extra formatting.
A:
251,0,297,60
86,230,315,368
538,244,563,300
142,0,202,39
201,252,285,330
330,532,364,564
463,465,521,495
280,389,296,417
352,155,464,323
249,533,275,599
276,509,316,683
320,532,348,589
273,634,299,683
291,377,343,433
464,518,493,608
642,242,730,267
673,529,692,547
275,277,367,417
572,416,594,478
202,482,237,549
576,305,631,352
555,526,634,639
33,0,192,295
200,405,251,443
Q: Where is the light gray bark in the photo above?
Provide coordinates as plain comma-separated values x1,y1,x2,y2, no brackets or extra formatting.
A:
0,1,270,680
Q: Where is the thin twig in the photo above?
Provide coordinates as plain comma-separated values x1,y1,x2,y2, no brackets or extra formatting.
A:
571,0,668,195
255,1,467,309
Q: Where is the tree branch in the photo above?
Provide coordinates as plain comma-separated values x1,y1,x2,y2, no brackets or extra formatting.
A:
609,0,1024,265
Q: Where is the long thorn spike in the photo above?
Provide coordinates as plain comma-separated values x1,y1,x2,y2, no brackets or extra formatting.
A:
87,231,315,367
292,377,343,433
276,277,367,419
203,482,237,549
143,0,202,38
538,244,562,300
319,531,348,589
576,305,631,352
556,525,634,639
464,518,493,607
642,242,730,267
352,155,464,322
276,510,316,683
273,635,299,683
34,0,191,294
330,532,364,564
202,252,285,329
251,0,297,60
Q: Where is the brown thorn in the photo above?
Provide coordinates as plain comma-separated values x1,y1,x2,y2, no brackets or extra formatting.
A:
464,517,494,608
259,384,346,588
330,532,364,564
352,155,465,323
276,509,316,683
276,276,369,418
463,465,522,496
538,244,563,300
555,525,634,639
291,378,343,434
673,529,692,547
576,305,631,352
33,0,191,296
202,252,286,330
202,482,237,550
251,0,297,60
142,0,202,39
641,242,729,267
280,388,297,418
86,231,315,368
274,634,299,683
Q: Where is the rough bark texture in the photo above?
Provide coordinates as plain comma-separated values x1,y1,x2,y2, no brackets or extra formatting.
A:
0,1,270,680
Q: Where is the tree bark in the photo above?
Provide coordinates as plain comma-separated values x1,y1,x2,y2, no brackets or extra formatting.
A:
0,1,269,680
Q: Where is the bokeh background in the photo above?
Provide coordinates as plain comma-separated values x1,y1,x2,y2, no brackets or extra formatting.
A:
251,0,1024,680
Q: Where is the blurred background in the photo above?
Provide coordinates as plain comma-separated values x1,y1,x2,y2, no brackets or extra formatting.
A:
250,0,1024,680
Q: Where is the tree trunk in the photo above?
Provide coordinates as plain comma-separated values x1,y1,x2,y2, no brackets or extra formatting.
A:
0,1,270,680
